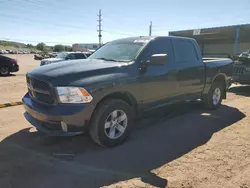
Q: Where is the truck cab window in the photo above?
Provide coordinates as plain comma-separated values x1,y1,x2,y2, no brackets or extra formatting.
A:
173,40,198,62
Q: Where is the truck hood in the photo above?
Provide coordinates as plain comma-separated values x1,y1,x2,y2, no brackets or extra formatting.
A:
29,59,130,86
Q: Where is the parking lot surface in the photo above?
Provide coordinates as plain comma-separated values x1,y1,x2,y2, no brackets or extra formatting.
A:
0,55,250,188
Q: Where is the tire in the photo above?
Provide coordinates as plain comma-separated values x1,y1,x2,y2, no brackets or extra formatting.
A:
203,82,224,110
89,99,133,147
0,67,10,76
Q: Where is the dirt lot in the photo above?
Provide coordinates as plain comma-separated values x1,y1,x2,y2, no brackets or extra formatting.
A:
0,54,250,188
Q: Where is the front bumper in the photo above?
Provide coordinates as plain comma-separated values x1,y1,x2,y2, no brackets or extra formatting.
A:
22,92,95,136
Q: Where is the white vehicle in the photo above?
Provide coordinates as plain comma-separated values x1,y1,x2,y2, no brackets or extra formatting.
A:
40,52,92,66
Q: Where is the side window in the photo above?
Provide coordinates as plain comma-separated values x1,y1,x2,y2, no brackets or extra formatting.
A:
75,53,86,59
66,53,76,60
173,40,198,62
138,38,174,64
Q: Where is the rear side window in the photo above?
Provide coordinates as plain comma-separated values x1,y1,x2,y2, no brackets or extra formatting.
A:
75,53,86,59
66,54,76,59
173,40,198,62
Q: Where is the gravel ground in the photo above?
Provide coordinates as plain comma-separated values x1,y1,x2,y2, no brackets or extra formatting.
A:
0,55,249,188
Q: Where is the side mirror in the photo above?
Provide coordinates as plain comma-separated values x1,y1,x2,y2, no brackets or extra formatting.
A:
147,54,168,66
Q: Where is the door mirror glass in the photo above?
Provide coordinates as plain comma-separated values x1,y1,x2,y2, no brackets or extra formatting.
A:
148,54,168,66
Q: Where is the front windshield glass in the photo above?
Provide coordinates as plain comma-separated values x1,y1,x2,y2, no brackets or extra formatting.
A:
56,52,68,58
88,41,146,62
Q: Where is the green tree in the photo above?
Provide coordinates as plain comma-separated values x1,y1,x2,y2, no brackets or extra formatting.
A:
54,44,65,52
36,42,46,51
27,44,34,48
64,45,72,52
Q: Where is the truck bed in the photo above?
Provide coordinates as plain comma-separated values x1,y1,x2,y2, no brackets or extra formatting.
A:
203,58,231,63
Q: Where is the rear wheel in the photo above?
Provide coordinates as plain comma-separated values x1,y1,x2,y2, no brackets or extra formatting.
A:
89,99,133,147
203,82,224,109
0,67,9,76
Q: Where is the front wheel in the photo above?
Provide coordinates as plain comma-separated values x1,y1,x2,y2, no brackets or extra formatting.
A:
203,82,224,110
89,99,133,147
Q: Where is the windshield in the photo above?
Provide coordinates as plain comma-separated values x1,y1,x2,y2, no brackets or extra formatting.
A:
88,41,146,62
56,52,68,58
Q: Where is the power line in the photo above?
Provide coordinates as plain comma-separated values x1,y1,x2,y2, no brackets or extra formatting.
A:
2,1,95,20
0,38,75,45
102,30,135,36
0,13,93,30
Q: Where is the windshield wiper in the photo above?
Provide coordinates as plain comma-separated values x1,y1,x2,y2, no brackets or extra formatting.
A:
95,57,118,62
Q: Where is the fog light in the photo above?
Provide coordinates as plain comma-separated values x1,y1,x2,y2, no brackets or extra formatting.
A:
61,121,68,132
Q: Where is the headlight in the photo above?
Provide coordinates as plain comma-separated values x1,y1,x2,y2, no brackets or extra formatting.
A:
245,67,250,72
56,87,93,104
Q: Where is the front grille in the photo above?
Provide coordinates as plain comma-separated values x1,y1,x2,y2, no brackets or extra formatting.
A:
33,79,51,91
33,91,54,104
233,67,245,75
26,75,55,104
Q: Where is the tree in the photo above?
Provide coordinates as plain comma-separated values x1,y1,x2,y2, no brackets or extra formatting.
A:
64,45,72,52
54,44,65,52
36,42,46,51
27,44,34,48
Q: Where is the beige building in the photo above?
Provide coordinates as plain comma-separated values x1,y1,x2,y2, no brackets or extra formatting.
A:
72,43,99,52
169,24,250,57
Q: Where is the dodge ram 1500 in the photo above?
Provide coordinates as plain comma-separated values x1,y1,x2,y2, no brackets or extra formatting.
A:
23,36,233,147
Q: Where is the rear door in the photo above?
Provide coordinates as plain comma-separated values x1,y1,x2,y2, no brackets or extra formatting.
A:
138,38,179,109
172,39,205,98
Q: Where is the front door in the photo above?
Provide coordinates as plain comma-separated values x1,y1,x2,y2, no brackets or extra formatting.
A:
137,38,179,110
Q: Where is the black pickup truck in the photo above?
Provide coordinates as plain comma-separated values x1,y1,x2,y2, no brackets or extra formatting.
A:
23,36,233,147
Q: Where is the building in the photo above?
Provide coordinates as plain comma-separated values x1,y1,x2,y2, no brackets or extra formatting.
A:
72,43,99,52
169,24,250,57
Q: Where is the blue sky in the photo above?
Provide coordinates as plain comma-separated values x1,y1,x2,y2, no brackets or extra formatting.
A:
0,0,249,45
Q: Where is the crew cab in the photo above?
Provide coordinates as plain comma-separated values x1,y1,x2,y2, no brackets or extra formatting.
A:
0,55,19,75
40,51,92,66
232,50,250,84
23,36,233,147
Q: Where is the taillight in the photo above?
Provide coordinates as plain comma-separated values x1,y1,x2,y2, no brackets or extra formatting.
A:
11,59,17,63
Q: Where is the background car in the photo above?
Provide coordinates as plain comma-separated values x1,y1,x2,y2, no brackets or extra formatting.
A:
40,51,92,66
0,55,19,75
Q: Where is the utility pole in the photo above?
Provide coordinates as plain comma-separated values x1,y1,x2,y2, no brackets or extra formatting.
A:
149,21,152,36
97,9,102,48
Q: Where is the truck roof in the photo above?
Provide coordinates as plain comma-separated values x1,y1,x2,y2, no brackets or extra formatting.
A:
112,36,196,43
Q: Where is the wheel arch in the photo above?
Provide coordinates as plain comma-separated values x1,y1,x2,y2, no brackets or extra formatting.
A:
212,73,227,99
94,91,139,116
